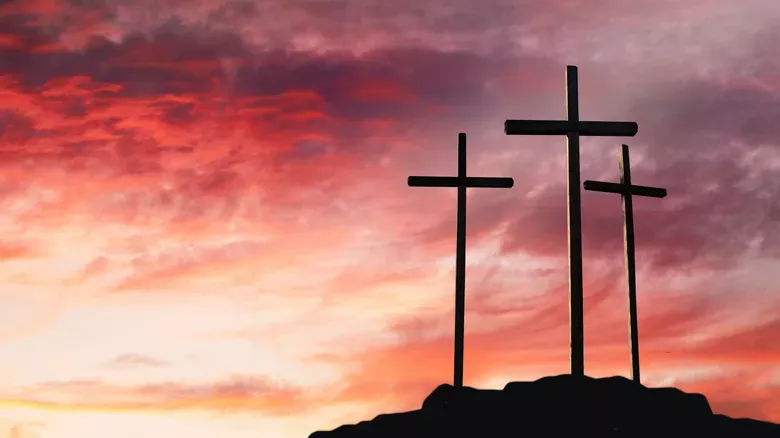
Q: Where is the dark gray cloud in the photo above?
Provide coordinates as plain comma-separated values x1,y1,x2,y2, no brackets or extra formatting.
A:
482,69,780,273
0,18,247,94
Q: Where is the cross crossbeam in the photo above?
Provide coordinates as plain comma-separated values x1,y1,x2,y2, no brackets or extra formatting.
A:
408,176,514,188
505,120,638,137
584,144,667,383
504,65,638,377
408,133,513,390
583,181,666,198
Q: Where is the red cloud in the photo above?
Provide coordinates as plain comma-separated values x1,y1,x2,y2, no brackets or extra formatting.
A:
348,77,418,103
0,0,60,16
0,33,22,49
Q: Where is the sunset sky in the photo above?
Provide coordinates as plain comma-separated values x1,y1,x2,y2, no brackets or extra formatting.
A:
1,0,780,436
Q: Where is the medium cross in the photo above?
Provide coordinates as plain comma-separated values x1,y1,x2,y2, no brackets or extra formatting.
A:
504,65,638,377
584,144,667,383
408,133,514,390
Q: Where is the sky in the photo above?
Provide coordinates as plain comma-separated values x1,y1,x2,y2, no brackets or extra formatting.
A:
1,0,780,436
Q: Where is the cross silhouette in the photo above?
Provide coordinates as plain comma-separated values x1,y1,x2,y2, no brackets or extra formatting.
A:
584,144,667,383
408,133,514,390
504,65,638,376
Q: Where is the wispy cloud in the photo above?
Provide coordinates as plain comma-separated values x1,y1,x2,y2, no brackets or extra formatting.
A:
105,354,169,369
0,376,305,415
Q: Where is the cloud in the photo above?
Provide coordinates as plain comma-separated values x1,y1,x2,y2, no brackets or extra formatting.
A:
0,376,306,415
0,240,40,261
482,61,780,274
0,14,556,235
106,354,168,369
0,15,560,306
111,240,271,292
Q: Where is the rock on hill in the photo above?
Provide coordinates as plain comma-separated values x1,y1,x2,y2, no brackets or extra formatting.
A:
309,374,780,437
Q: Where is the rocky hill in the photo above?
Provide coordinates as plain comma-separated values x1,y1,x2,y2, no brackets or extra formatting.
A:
309,374,780,437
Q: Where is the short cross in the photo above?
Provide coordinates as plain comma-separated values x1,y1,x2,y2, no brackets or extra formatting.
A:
584,144,667,383
504,65,638,377
408,133,514,390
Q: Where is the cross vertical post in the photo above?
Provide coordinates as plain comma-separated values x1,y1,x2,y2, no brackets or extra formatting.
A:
454,133,467,390
566,66,584,377
620,144,640,383
584,144,667,383
408,133,514,390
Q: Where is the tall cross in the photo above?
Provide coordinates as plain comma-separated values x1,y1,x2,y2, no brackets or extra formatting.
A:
504,65,638,376
584,144,666,383
408,133,514,390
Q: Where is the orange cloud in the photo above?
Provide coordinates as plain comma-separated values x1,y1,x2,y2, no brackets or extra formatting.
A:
0,241,39,261
0,377,306,415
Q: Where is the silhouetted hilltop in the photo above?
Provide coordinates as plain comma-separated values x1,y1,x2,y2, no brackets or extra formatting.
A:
309,374,780,437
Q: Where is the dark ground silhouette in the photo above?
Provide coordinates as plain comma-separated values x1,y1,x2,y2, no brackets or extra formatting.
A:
309,374,780,437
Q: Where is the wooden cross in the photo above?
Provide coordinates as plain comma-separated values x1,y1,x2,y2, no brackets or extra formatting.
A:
504,65,638,377
584,144,666,383
408,133,514,390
